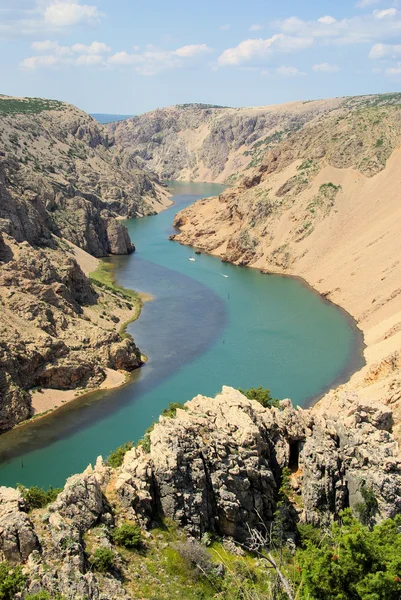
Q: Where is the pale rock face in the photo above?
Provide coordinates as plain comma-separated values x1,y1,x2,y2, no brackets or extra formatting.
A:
0,487,39,562
117,387,401,538
0,388,400,598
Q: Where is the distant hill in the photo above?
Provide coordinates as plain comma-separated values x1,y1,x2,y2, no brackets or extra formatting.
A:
91,113,133,124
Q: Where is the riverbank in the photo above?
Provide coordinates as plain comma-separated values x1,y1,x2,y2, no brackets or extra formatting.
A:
171,158,401,442
21,246,151,426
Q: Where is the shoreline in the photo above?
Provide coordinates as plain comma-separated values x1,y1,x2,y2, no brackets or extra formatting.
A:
17,254,153,430
176,240,367,408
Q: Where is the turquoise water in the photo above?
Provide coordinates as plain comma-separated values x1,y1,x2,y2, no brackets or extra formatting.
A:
0,182,364,488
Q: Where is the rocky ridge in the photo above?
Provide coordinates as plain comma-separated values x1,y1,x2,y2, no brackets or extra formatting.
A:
0,95,170,257
109,94,401,184
0,387,399,598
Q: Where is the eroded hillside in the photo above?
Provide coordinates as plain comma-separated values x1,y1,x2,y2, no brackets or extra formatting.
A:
0,95,169,431
172,95,401,438
110,94,401,184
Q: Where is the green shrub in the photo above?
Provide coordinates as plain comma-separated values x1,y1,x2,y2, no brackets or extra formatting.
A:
161,402,187,418
89,548,115,573
106,442,133,468
354,484,378,527
296,510,401,599
112,522,142,549
0,562,27,599
17,485,62,510
238,386,280,409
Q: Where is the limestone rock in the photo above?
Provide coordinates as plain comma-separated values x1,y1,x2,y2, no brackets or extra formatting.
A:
0,487,40,562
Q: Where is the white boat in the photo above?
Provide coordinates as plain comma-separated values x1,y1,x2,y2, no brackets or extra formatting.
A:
189,257,196,262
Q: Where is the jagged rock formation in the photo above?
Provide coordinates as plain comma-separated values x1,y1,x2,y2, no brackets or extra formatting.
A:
171,93,401,438
110,99,346,183
0,95,165,430
0,387,399,598
109,94,401,184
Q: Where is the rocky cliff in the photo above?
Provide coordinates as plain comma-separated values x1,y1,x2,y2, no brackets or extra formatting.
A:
109,94,401,184
171,93,401,442
0,96,170,257
0,387,399,598
0,95,168,431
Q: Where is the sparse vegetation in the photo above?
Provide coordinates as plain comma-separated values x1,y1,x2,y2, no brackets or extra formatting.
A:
89,547,115,573
106,441,133,468
0,562,27,599
112,522,142,549
0,97,64,115
161,402,187,418
239,386,280,409
17,485,62,510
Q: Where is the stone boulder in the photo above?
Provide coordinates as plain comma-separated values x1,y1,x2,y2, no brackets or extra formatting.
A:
0,487,40,562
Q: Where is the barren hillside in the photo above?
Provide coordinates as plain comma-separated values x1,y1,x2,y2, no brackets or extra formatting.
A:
172,94,401,437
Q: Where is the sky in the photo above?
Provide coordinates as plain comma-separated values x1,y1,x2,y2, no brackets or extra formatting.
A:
0,0,400,114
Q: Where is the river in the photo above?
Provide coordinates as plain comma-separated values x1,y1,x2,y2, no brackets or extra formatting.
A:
0,182,364,488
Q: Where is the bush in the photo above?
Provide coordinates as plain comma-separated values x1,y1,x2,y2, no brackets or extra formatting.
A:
17,485,62,510
174,539,214,576
89,548,115,573
112,522,142,549
238,387,280,409
106,442,133,468
0,562,27,599
296,510,401,599
161,402,187,418
354,484,378,527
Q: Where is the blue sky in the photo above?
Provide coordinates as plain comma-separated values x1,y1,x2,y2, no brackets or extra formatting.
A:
0,0,400,114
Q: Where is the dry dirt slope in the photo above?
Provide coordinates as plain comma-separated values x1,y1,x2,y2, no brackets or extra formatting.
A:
171,95,401,440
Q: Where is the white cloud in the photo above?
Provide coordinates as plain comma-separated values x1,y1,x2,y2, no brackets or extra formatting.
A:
276,12,401,45
318,16,337,25
313,62,340,72
108,44,212,75
21,54,59,68
373,8,398,19
386,61,401,75
218,34,313,66
71,41,110,54
369,41,401,58
44,2,102,27
276,65,304,76
174,43,211,57
21,38,111,68
0,1,103,38
75,53,103,65
356,0,383,7
220,24,231,31
249,24,264,31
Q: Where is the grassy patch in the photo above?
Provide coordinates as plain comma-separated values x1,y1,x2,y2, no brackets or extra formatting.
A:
0,97,64,115
89,260,142,338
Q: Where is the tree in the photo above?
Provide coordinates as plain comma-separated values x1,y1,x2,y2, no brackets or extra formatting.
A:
238,386,280,409
296,510,401,599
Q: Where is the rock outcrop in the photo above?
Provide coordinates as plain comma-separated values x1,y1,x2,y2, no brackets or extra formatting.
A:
0,387,399,598
117,387,401,538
